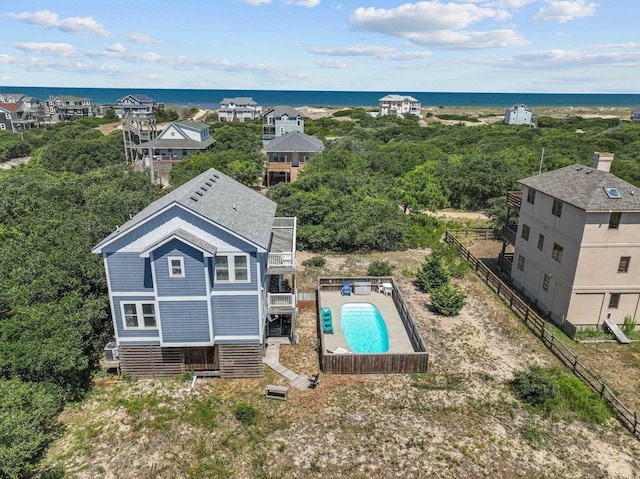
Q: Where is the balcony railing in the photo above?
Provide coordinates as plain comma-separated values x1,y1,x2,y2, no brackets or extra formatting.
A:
502,224,517,245
506,191,522,210
267,292,296,312
268,253,295,269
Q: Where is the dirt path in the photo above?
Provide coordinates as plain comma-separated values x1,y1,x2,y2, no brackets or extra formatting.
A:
0,156,30,169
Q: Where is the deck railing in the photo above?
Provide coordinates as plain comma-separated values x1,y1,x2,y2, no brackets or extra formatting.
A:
444,229,639,440
317,277,429,374
506,191,523,210
267,292,296,310
501,224,517,245
268,253,295,269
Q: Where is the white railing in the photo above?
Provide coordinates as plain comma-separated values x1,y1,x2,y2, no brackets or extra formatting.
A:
272,217,296,229
268,253,295,269
267,293,295,309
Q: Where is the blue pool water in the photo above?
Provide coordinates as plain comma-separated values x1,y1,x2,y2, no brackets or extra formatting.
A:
340,303,389,353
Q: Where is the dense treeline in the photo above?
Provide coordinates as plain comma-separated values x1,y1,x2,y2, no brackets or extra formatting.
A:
269,113,640,251
0,124,163,477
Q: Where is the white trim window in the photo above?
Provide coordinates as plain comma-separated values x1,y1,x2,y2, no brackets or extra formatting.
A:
215,254,250,283
168,256,185,278
122,302,157,329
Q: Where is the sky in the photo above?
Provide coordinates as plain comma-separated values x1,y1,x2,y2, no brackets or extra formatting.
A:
0,0,638,93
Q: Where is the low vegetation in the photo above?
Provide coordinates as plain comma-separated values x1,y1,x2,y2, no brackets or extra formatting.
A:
0,113,639,477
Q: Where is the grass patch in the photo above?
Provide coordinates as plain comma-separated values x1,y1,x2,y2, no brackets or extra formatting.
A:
510,366,611,425
182,396,221,429
411,372,468,390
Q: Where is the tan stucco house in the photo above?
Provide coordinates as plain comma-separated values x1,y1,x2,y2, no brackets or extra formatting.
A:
508,152,640,334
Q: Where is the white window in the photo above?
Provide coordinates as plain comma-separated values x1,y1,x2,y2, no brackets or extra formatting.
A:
122,302,157,329
0,124,5,130
4,113,10,119
168,256,185,278
215,254,250,283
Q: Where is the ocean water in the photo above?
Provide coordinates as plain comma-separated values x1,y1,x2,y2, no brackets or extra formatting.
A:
1,86,639,109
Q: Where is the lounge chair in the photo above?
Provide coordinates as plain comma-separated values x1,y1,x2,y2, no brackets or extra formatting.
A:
341,281,352,296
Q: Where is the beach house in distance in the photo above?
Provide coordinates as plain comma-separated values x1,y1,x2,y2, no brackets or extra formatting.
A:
504,104,534,125
92,168,298,378
138,119,215,165
218,97,262,122
501,152,640,337
378,94,422,118
262,106,304,142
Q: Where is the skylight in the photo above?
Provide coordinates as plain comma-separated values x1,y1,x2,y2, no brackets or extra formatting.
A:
604,187,622,199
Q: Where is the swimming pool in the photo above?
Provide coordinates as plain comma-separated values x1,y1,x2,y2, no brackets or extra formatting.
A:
340,303,389,353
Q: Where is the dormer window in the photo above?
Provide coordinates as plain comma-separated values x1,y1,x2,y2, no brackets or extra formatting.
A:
168,256,185,277
609,212,621,229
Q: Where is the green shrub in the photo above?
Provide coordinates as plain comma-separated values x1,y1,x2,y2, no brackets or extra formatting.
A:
510,366,611,424
429,284,466,316
510,366,557,412
416,253,450,293
367,259,394,276
302,256,326,268
622,315,637,336
234,402,258,426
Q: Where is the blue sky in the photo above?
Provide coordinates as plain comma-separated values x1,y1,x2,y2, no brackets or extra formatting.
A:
0,0,638,93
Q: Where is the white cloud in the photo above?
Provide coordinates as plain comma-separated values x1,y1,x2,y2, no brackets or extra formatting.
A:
107,43,126,53
308,44,432,60
5,10,111,37
0,54,15,63
350,2,510,35
349,1,524,49
314,59,347,68
513,48,640,69
242,0,272,4
482,0,536,7
285,0,321,6
128,32,161,44
13,42,78,58
298,0,321,6
407,28,527,48
534,1,597,23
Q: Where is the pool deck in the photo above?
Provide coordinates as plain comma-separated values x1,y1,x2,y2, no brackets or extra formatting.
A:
320,291,415,354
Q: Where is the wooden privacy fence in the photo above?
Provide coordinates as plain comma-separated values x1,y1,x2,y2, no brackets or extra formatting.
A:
445,229,639,440
317,277,429,374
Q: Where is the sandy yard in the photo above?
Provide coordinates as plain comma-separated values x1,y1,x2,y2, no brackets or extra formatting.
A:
43,248,640,478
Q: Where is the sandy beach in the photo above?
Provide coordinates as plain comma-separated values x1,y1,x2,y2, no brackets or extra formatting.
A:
297,105,633,123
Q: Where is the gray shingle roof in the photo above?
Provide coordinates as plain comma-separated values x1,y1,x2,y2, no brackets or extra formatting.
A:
265,131,324,153
140,228,218,257
379,94,419,102
138,137,216,150
94,168,277,252
118,94,155,104
174,119,209,130
264,106,303,118
519,164,640,212
221,97,256,106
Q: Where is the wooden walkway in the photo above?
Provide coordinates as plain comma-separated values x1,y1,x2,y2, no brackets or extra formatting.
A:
262,341,311,391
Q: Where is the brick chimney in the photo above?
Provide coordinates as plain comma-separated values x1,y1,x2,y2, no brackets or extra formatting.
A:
593,152,614,172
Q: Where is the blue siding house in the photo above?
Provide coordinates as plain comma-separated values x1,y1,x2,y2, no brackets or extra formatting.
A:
93,168,297,378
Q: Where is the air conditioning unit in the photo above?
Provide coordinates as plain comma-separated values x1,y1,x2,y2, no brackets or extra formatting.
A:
104,342,119,361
